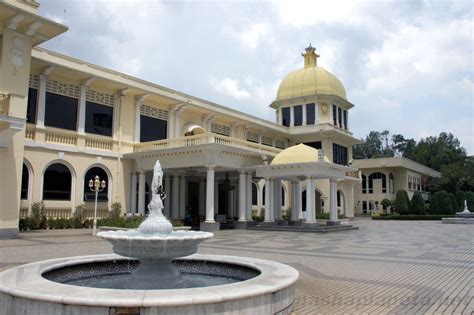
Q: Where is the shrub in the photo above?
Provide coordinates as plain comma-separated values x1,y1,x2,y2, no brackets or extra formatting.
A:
74,204,86,223
394,190,409,215
282,208,291,221
448,193,458,214
410,192,425,215
109,202,122,219
381,198,392,211
429,190,453,215
372,214,453,220
252,212,264,223
30,201,46,230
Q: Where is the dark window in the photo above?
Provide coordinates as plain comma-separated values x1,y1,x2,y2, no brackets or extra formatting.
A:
332,143,348,166
21,164,29,200
26,88,37,124
282,107,290,127
294,105,302,126
332,105,337,125
305,141,322,150
343,110,348,130
306,103,315,125
262,184,266,206
338,107,342,127
337,191,341,207
252,183,258,205
140,115,167,142
85,101,113,137
362,175,367,194
43,163,71,200
362,201,367,211
45,92,78,131
84,167,109,201
368,172,387,194
281,187,285,206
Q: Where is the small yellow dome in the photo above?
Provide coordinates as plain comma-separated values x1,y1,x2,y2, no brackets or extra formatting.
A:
275,45,347,101
271,143,330,165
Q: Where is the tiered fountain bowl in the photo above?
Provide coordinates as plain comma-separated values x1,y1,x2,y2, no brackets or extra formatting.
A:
0,161,299,314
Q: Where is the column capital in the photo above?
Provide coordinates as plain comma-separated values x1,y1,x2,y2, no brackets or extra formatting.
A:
205,164,217,170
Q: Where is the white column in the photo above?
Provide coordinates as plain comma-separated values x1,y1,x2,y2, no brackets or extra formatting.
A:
274,179,282,220
205,166,216,222
168,110,175,138
77,85,87,134
291,180,299,221
330,179,338,222
171,175,180,219
179,175,186,219
302,104,307,126
130,172,137,213
238,171,246,221
134,101,141,143
199,179,206,217
138,172,146,215
175,109,182,137
246,173,253,220
36,74,47,128
164,176,171,218
264,178,272,222
306,178,316,223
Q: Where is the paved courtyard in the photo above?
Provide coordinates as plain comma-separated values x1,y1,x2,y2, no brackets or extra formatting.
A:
0,218,472,314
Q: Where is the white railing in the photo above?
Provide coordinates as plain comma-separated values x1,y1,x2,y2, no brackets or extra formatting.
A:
25,126,35,140
86,137,113,151
134,133,282,155
45,130,77,146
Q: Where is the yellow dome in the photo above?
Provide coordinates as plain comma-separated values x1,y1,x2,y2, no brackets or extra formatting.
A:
271,143,330,165
275,45,347,101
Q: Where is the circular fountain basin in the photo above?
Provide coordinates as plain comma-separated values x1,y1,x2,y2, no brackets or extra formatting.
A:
97,230,214,259
0,254,299,314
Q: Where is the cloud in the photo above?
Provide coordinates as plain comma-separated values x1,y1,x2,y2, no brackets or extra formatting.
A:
210,78,251,100
238,23,271,50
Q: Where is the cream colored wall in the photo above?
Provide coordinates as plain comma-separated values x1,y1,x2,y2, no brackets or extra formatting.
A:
22,147,133,213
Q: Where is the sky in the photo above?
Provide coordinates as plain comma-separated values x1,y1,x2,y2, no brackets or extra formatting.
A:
38,0,473,154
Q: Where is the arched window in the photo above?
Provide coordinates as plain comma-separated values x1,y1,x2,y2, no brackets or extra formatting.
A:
43,163,72,200
368,172,387,194
262,184,266,206
21,163,29,200
337,191,341,207
301,189,307,212
84,167,109,201
252,183,258,206
362,175,367,194
389,173,394,193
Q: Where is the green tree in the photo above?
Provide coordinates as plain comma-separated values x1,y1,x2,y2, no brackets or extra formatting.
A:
394,190,409,215
410,191,425,215
353,130,394,159
448,193,458,213
429,190,453,215
391,134,416,159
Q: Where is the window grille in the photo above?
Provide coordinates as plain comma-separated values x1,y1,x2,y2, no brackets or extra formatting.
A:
140,104,169,121
86,89,115,107
46,79,80,99
211,123,230,136
261,136,273,146
29,75,39,89
246,132,259,143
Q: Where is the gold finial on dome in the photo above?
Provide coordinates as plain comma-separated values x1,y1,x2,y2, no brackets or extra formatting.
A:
301,43,320,68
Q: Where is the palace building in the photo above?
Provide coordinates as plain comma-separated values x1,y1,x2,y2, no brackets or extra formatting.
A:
0,0,439,237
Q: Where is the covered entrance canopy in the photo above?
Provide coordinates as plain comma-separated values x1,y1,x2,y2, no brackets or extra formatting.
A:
255,144,360,225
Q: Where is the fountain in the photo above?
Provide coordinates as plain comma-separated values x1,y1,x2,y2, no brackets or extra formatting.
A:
0,161,298,314
442,200,474,224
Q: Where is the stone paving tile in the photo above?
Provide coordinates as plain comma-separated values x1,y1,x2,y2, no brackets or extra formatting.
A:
0,218,472,314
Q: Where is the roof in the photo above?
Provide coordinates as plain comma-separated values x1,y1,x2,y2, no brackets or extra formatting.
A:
352,157,441,178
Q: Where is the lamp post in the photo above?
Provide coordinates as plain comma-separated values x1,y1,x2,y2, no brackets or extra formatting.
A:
89,175,106,236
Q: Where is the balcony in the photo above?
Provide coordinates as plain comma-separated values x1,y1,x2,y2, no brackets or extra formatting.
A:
134,133,282,156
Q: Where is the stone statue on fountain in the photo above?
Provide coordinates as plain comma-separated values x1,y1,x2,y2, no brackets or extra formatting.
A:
137,160,173,234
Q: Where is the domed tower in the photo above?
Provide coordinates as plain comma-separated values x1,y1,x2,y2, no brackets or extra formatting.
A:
270,44,360,166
